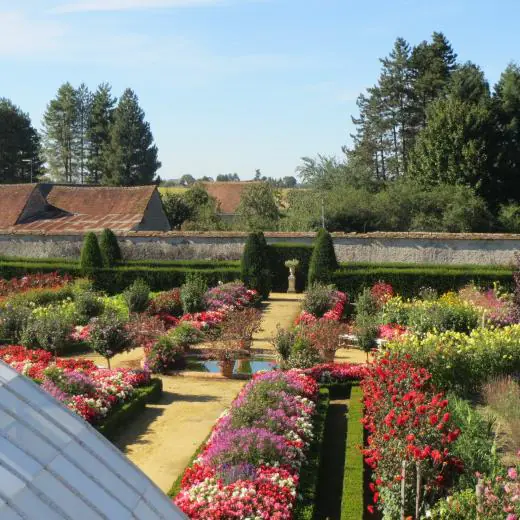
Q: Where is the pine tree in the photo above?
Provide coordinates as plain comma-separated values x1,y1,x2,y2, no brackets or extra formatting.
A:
80,232,103,273
76,83,92,184
448,63,490,104
42,82,79,183
308,228,338,286
240,232,271,299
103,89,160,185
0,98,42,183
87,83,116,184
99,228,121,267
493,63,520,205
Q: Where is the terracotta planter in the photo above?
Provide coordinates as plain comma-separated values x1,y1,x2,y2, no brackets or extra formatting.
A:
322,350,336,363
220,359,235,378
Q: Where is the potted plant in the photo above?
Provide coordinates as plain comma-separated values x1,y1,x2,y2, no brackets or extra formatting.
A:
284,259,300,293
208,345,247,377
303,320,349,363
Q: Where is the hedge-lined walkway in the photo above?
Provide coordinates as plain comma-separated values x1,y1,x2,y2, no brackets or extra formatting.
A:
106,292,304,493
252,292,303,353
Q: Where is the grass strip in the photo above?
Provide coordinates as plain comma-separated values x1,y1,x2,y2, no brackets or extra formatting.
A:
293,387,331,520
341,385,365,520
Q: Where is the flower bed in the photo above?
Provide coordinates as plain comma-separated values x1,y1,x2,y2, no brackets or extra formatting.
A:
0,345,152,425
174,370,319,519
0,272,72,298
361,352,462,517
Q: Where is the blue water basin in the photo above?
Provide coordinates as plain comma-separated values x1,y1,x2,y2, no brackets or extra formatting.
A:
186,358,277,375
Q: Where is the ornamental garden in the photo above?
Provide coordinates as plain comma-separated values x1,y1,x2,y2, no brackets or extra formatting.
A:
1,228,520,519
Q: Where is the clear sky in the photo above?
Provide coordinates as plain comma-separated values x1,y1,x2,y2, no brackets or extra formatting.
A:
1,0,519,180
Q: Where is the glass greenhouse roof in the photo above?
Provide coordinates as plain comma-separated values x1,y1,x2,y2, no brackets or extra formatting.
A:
0,361,186,519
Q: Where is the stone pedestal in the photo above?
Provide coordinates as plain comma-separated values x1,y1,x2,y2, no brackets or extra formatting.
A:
287,271,296,293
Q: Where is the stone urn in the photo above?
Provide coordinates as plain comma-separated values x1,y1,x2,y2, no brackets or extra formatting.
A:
284,259,300,294
220,359,235,378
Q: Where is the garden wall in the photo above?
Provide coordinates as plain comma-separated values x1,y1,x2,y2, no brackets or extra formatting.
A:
0,231,519,266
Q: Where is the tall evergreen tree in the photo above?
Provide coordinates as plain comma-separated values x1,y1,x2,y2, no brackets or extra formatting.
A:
75,83,92,184
448,62,490,104
0,99,42,183
408,96,493,197
492,63,520,204
42,82,79,183
87,83,116,184
103,89,160,185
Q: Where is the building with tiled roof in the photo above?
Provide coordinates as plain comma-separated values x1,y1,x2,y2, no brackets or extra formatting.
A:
0,184,170,233
202,181,259,219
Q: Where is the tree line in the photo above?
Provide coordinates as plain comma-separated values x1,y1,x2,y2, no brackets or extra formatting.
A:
161,170,298,188
293,32,520,232
0,83,160,185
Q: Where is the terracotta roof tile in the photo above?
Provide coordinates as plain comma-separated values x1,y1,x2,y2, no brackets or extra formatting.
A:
45,185,156,216
202,182,258,214
0,184,38,228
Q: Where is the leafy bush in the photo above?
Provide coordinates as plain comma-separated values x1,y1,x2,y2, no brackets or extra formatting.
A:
145,335,185,373
302,282,336,317
354,313,379,359
148,289,183,316
180,273,208,313
272,327,295,363
0,304,31,342
20,312,73,354
355,287,379,317
88,312,132,368
74,290,104,325
308,228,338,286
80,232,103,273
240,231,271,299
168,322,204,349
99,228,122,267
123,278,150,313
285,336,321,369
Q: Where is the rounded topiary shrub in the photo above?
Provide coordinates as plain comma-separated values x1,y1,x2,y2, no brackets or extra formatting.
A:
307,228,338,286
80,232,103,273
240,232,271,300
99,228,121,267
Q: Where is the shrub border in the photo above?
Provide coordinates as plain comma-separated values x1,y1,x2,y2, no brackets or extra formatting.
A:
96,377,163,441
340,385,365,520
293,387,330,520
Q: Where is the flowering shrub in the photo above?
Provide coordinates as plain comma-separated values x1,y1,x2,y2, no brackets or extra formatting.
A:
204,282,260,311
174,370,318,519
296,290,347,325
386,325,520,394
302,362,368,384
378,323,408,341
0,346,150,424
371,281,394,308
0,272,72,298
302,320,349,360
430,460,520,519
458,283,517,327
362,353,463,517
148,289,183,317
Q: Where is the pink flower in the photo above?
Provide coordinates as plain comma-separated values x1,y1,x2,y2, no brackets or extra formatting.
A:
509,468,518,480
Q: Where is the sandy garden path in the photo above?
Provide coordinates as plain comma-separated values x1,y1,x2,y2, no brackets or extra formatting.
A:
104,292,304,493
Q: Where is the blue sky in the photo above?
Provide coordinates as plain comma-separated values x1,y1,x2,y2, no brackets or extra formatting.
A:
1,0,519,180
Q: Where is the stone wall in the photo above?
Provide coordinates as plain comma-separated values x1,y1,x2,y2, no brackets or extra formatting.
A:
0,231,519,266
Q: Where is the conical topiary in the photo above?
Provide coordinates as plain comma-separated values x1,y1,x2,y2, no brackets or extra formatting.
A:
99,228,122,267
80,232,103,273
240,231,271,300
307,228,338,286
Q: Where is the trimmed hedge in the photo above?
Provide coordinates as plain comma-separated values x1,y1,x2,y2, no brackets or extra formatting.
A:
332,266,514,298
293,387,330,520
267,243,313,292
97,378,163,441
341,386,365,520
